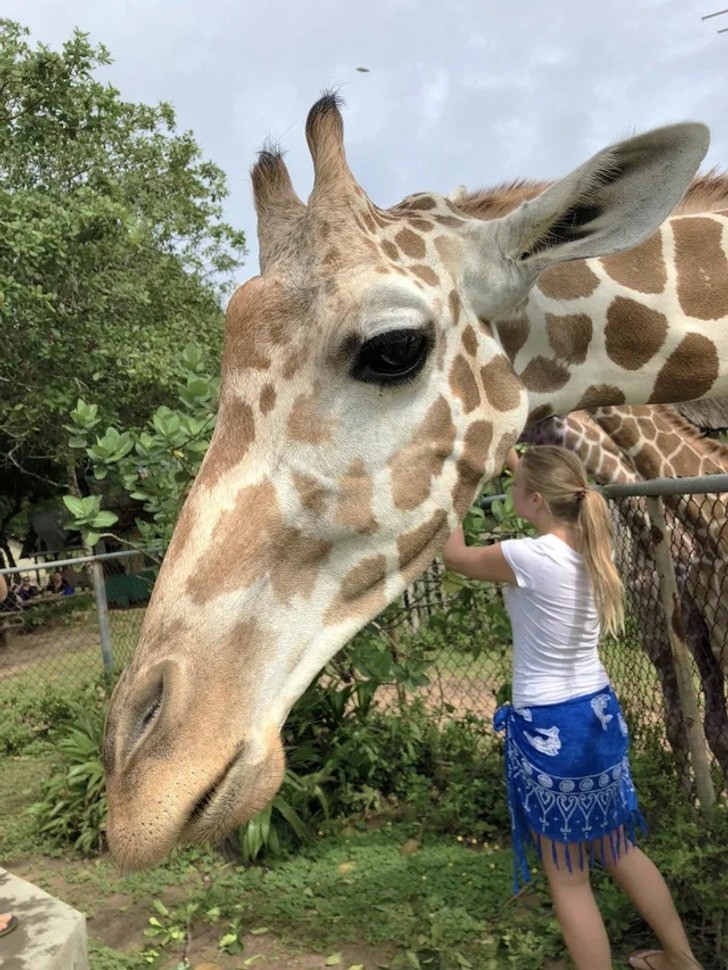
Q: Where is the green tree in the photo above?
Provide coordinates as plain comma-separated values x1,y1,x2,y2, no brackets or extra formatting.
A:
0,21,244,493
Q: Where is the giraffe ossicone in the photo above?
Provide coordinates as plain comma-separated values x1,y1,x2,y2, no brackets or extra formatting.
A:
104,94,724,871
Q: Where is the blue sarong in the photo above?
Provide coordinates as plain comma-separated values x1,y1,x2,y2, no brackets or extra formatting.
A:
494,685,647,892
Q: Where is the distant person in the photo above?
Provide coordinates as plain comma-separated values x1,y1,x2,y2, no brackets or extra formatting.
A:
46,570,72,595
15,576,39,602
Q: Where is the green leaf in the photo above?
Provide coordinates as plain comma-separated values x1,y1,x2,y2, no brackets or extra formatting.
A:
325,954,342,966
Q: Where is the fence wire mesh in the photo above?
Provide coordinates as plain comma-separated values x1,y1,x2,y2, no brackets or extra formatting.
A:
1,480,726,808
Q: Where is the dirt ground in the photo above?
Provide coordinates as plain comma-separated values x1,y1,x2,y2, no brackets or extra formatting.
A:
8,854,397,969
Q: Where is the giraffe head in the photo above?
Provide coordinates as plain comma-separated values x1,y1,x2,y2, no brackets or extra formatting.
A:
104,94,708,869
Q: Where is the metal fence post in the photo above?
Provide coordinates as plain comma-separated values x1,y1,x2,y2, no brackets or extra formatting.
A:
90,558,115,678
645,495,717,810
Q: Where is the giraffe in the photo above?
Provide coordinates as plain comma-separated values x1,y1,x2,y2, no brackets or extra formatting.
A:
103,94,728,871
520,405,728,781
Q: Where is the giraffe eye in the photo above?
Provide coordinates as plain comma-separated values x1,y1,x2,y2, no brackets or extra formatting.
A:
351,328,433,386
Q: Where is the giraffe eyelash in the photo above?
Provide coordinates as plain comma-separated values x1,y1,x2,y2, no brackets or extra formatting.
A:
349,327,434,388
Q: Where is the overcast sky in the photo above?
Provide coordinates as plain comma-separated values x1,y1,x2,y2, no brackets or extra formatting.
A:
9,1,728,283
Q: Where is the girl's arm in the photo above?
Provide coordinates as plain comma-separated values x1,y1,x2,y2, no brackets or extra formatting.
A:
442,526,517,584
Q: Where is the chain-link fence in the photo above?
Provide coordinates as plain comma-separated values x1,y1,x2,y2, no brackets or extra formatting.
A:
2,476,726,808
0,550,155,695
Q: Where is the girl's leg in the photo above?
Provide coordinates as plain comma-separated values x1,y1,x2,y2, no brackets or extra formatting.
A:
594,835,700,970
538,836,612,970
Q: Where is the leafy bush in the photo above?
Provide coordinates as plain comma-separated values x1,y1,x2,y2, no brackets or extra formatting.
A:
0,677,105,754
29,695,108,854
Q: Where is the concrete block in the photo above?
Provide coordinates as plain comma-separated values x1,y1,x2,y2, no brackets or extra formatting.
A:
0,867,88,969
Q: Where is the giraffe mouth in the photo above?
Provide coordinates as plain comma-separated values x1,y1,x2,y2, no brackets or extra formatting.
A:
182,746,247,840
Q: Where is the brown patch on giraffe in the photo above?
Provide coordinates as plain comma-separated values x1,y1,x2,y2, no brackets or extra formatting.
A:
434,215,466,228
259,383,276,415
410,218,435,231
269,528,333,605
406,196,437,211
545,313,593,364
494,429,520,472
633,442,662,478
159,492,199,572
537,262,600,300
200,397,255,490
613,417,640,450
525,404,554,426
449,290,461,326
648,333,719,403
395,228,427,259
673,217,728,320
409,264,440,287
462,325,478,357
449,354,481,414
389,396,457,511
293,472,328,516
480,356,521,411
324,554,388,625
381,239,400,262
604,298,669,370
334,460,378,536
397,509,449,581
494,317,529,363
479,318,494,339
668,442,700,477
287,392,337,444
573,384,627,410
452,420,494,517
282,352,304,380
187,480,280,604
600,232,666,294
433,235,461,269
361,210,377,234
519,356,570,393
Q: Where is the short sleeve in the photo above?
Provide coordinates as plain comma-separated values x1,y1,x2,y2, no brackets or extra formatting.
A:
500,538,537,589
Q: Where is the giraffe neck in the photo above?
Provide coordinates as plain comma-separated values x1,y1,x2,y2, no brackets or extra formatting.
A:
496,212,728,423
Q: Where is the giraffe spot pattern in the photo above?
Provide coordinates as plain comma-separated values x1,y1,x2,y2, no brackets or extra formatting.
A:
462,325,478,357
397,509,449,580
495,317,529,363
409,264,440,286
449,289,462,326
200,397,255,490
451,420,494,516
395,228,427,259
380,239,400,262
519,356,570,393
334,460,378,536
449,354,481,414
269,528,333,605
525,404,554,426
673,217,728,320
537,261,600,301
545,313,593,364
259,384,276,415
389,396,457,511
286,392,337,444
573,385,626,410
480,355,521,411
605,298,669,371
293,472,328,516
188,481,279,605
648,333,719,403
600,231,666,294
324,554,388,625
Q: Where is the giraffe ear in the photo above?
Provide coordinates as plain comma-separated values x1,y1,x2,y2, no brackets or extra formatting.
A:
496,122,710,271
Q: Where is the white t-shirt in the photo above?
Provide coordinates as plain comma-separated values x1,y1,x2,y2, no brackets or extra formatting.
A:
500,533,610,707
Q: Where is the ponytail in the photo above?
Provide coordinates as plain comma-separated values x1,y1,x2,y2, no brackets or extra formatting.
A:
578,489,625,638
519,446,625,637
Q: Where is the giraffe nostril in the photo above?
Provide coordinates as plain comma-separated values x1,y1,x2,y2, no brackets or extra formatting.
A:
134,678,165,744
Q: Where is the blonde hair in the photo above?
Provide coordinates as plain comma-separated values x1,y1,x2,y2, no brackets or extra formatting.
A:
519,445,625,638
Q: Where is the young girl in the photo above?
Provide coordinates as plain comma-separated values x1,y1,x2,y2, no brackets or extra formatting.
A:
442,445,701,970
